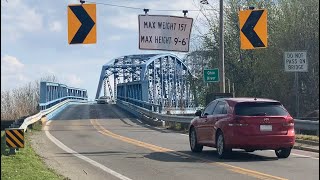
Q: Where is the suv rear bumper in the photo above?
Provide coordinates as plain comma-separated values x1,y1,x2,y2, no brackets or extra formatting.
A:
225,135,295,150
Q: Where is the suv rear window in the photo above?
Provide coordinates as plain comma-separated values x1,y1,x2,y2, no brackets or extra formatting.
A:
235,102,289,116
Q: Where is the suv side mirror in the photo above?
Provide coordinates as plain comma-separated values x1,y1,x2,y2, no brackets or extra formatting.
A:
195,110,202,117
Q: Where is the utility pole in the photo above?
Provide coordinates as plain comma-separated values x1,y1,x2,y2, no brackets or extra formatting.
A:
219,0,225,93
200,0,225,93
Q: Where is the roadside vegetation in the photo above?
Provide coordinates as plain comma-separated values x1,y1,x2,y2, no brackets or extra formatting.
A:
187,0,319,117
1,75,58,122
296,134,319,142
1,130,67,180
1,75,66,180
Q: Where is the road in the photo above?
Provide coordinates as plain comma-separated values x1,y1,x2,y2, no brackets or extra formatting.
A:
34,103,319,180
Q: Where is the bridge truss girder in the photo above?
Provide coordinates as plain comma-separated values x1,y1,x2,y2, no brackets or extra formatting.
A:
96,54,195,109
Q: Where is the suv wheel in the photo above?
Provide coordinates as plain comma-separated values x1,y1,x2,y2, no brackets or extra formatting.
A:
216,132,231,158
275,148,291,158
189,128,203,152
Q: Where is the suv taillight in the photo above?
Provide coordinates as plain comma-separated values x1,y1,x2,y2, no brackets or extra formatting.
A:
283,116,294,127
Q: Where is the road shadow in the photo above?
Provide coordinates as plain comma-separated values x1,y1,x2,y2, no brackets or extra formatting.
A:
54,151,147,158
49,103,172,134
144,150,279,163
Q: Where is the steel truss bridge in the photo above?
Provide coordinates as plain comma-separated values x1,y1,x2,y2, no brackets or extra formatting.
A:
96,53,195,111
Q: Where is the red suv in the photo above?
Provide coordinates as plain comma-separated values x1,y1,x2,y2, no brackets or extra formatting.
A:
189,98,295,158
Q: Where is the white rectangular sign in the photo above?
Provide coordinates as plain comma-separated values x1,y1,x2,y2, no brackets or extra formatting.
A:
138,15,193,52
284,51,308,72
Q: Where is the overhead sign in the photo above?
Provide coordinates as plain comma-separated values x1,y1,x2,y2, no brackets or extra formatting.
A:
284,51,308,72
239,9,267,49
138,15,193,52
203,69,219,82
68,4,96,44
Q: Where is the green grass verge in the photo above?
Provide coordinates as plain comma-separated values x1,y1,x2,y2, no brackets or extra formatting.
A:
296,134,319,142
1,130,67,180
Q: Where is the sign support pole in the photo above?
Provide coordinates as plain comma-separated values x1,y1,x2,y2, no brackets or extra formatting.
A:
295,72,300,117
219,0,225,93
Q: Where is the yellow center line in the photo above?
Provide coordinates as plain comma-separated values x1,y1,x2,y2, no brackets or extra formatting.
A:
90,119,287,180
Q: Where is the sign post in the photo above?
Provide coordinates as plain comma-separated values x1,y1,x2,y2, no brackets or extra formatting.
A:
284,51,308,117
138,15,193,52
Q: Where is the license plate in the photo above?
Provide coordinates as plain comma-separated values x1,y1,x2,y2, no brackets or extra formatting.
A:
260,125,272,131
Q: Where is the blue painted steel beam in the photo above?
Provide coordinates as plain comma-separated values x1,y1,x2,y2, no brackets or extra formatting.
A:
40,81,88,110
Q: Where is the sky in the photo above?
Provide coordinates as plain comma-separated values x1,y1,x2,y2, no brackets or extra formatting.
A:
1,0,217,100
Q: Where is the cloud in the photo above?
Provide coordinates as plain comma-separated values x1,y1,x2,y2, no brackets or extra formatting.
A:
1,55,24,74
1,0,44,41
107,12,139,31
64,74,83,87
49,21,63,32
105,0,202,31
108,35,122,41
1,55,30,90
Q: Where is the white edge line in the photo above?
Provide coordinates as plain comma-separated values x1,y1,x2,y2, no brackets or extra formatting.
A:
291,153,319,160
44,121,132,180
263,150,319,160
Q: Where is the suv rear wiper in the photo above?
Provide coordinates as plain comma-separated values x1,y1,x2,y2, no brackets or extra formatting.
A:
250,112,267,116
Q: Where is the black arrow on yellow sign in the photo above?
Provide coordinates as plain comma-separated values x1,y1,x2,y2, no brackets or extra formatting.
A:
68,4,96,44
69,6,95,44
239,9,267,49
241,10,264,47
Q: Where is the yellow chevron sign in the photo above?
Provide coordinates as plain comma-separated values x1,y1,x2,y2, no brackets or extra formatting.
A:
6,129,24,148
68,4,96,44
239,9,268,49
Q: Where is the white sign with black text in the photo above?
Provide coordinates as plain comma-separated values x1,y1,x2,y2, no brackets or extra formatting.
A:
138,15,193,52
284,51,308,72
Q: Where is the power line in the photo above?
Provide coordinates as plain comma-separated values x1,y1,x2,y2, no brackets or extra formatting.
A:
82,0,215,12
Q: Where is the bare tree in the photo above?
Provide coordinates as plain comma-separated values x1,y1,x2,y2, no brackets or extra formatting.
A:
1,75,58,121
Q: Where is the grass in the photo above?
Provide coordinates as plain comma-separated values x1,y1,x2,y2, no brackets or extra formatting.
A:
1,130,67,180
29,121,43,131
296,134,319,142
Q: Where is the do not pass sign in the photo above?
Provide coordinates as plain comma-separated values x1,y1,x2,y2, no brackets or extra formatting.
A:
284,51,308,72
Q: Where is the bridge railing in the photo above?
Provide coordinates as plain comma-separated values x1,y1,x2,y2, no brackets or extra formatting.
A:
117,96,162,112
39,95,88,110
39,81,88,110
7,81,88,131
116,99,319,137
17,99,87,132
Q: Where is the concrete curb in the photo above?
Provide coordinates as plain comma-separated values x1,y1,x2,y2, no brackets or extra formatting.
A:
293,144,319,153
294,146,319,153
295,139,319,146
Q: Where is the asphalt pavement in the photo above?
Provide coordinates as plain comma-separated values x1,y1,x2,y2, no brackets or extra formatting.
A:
31,103,319,180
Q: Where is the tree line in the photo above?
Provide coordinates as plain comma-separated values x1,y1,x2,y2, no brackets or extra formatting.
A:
187,0,319,117
1,75,57,121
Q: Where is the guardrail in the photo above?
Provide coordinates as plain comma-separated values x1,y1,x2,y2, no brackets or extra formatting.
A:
39,96,88,110
117,99,319,136
9,99,87,132
5,99,87,154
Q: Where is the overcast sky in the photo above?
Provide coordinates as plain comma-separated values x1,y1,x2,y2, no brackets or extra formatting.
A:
1,0,218,99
